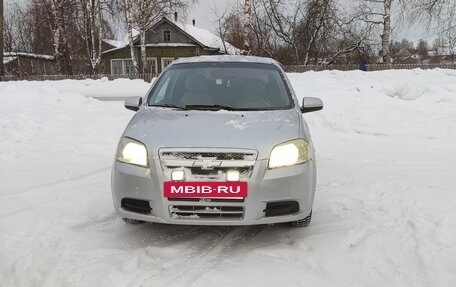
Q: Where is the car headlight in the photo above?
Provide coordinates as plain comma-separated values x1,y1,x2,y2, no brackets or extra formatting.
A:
268,139,311,169
116,137,148,167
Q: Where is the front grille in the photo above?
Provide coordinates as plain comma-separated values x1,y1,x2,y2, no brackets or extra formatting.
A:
159,148,257,181
170,205,244,220
161,151,257,161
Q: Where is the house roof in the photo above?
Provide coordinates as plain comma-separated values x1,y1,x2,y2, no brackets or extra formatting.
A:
170,20,241,55
103,39,124,49
102,17,241,56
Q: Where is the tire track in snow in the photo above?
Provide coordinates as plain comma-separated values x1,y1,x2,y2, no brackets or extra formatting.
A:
139,225,266,287
74,217,212,250
137,226,233,287
119,224,209,250
72,214,119,232
171,225,267,286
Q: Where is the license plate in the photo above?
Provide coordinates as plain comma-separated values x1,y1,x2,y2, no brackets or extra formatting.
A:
164,182,248,198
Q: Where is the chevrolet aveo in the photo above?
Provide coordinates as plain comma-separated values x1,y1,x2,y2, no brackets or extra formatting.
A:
111,55,323,227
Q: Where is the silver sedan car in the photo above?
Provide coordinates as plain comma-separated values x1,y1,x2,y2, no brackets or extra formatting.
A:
112,56,323,227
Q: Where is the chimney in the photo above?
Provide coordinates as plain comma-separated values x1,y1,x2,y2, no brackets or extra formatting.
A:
174,12,178,22
192,19,196,26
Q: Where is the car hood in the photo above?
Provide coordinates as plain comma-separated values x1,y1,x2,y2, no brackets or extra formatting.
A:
123,107,304,159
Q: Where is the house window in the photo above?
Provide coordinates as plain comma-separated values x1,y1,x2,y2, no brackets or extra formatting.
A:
112,60,123,75
124,60,135,74
163,30,171,42
145,58,158,75
161,57,174,70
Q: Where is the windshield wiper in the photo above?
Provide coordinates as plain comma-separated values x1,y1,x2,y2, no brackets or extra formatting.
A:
150,104,187,110
185,104,235,111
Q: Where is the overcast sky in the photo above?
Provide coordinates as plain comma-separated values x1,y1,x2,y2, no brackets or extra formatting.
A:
186,0,230,32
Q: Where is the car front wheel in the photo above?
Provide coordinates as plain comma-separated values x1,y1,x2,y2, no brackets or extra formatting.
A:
290,210,312,227
122,218,145,225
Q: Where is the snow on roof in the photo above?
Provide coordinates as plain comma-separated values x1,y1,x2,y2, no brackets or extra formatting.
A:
4,52,54,61
103,39,124,49
3,56,17,65
174,22,241,55
102,46,126,55
101,19,241,55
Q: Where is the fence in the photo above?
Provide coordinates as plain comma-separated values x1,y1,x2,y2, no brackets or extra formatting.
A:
1,63,456,82
284,63,456,73
0,73,156,82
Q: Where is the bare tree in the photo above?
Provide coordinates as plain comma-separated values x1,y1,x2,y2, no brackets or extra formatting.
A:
253,0,301,63
123,0,139,73
1,0,4,76
25,0,76,74
213,4,230,55
78,0,105,73
213,1,245,54
417,39,428,58
382,0,393,64
352,0,397,64
410,0,456,63
243,0,252,54
3,3,34,53
297,0,334,64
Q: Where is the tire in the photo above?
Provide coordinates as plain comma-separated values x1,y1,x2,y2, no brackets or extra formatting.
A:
290,210,312,227
122,218,145,225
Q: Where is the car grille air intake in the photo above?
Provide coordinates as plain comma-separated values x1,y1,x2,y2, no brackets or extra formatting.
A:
121,198,152,214
264,201,299,217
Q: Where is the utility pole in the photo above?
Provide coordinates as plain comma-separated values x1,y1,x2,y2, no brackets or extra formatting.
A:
0,0,4,77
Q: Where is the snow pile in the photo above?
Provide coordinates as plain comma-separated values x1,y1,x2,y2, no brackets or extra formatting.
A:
43,77,151,100
1,69,456,287
0,80,136,194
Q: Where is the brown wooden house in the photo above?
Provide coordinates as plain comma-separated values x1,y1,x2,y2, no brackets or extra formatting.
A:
3,52,57,77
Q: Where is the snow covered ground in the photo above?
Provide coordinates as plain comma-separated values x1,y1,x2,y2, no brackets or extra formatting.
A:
1,69,456,286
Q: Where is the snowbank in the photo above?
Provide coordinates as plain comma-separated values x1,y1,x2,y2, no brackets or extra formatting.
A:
1,69,456,287
41,77,151,99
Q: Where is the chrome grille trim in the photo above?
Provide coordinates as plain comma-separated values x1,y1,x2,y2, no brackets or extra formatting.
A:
161,149,257,161
169,205,244,220
161,159,256,168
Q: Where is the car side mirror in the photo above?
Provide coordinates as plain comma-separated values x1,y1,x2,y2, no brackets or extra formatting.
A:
301,97,323,113
125,96,143,112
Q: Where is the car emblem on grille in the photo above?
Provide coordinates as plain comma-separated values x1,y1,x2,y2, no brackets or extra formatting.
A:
193,158,222,170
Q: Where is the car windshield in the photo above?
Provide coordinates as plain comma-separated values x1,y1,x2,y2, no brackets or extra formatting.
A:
147,62,293,111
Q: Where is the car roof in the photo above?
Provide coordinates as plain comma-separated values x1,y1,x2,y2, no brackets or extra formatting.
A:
172,55,280,66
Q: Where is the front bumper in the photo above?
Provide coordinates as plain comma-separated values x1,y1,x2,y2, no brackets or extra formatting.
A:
111,158,316,226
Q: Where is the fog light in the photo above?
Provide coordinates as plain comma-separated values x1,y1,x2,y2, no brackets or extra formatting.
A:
226,170,240,181
171,170,185,181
